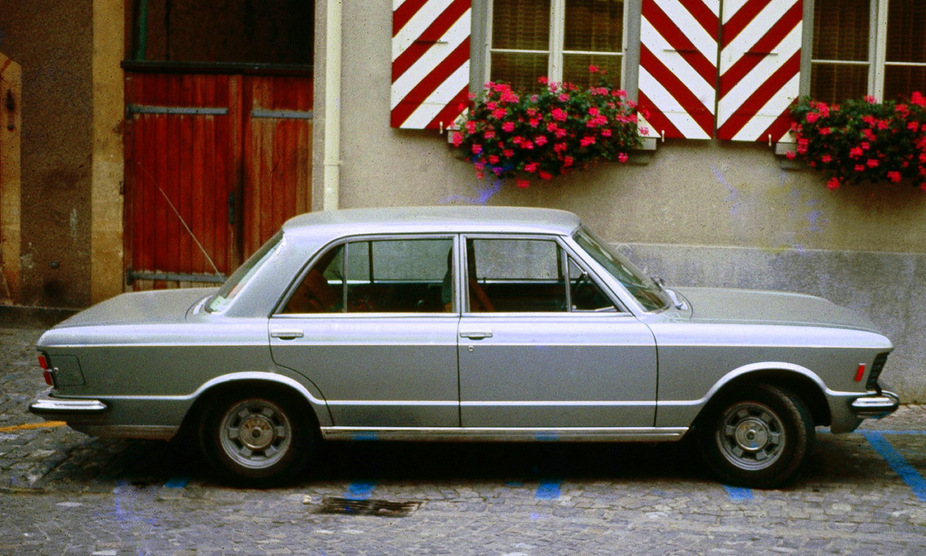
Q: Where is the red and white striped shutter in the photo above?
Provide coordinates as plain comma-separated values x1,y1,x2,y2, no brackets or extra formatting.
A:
638,0,719,140
716,0,803,141
391,0,472,130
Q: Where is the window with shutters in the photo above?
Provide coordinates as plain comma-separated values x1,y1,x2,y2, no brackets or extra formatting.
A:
485,0,628,92
810,0,926,105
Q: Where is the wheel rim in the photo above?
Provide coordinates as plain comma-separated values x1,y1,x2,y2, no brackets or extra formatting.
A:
218,399,293,470
715,401,785,471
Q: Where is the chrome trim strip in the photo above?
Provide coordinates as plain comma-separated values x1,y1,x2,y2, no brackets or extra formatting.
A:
71,425,177,441
321,426,688,442
327,400,655,407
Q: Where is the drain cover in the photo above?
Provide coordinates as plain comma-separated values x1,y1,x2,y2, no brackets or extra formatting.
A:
320,497,423,517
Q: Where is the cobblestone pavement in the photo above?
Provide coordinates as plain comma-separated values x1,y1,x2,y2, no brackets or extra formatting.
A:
2,326,925,554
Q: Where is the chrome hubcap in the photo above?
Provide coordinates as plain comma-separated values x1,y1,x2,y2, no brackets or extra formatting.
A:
717,402,784,471
219,400,292,470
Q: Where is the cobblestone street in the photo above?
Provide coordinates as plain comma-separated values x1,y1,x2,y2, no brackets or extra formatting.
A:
2,325,926,554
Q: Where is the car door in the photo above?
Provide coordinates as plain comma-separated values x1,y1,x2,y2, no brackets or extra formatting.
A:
269,235,460,428
458,235,658,429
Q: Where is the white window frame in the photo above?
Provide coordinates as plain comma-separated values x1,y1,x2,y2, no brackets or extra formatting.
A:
481,0,631,87
805,0,926,101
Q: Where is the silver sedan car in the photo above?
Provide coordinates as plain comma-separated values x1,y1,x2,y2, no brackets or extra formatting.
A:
30,206,898,488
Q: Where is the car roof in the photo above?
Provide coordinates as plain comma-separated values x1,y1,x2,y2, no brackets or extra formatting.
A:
281,206,582,238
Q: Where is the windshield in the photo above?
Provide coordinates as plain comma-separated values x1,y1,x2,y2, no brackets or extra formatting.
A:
573,227,669,312
206,232,284,313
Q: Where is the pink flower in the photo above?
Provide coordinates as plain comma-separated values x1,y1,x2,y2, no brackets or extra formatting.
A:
618,153,628,163
488,155,500,164
827,177,841,190
558,93,570,102
484,130,496,140
516,179,530,189
805,112,819,123
864,95,877,103
855,164,866,172
471,144,482,155
819,127,831,135
888,171,902,183
538,76,549,85
588,107,600,117
451,132,463,147
539,171,553,180
589,65,599,73
850,147,863,158
534,135,548,146
524,162,539,173
551,108,568,122
492,108,508,119
785,151,797,160
601,128,612,137
502,149,514,158
866,158,879,168
502,121,515,133
563,156,575,167
580,136,596,147
821,154,832,163
465,121,477,134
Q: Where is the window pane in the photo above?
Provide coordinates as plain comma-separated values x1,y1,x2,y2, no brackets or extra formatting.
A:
812,0,869,62
887,0,926,64
492,0,551,51
810,63,868,105
885,66,926,101
490,52,549,91
569,257,615,312
564,0,623,53
282,244,345,314
563,54,622,87
467,239,566,312
347,239,453,313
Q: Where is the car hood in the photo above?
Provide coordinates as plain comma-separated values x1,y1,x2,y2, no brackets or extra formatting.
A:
674,287,880,332
51,288,215,329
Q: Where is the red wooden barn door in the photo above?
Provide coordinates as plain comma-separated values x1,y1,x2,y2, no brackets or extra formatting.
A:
124,69,312,290
242,76,313,257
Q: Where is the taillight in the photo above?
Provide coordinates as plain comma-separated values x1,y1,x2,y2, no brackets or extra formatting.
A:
38,354,53,386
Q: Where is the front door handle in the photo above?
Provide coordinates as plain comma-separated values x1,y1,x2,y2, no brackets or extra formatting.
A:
271,329,304,340
460,330,493,340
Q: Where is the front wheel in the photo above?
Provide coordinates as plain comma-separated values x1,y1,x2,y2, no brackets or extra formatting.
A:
697,384,814,489
200,391,314,486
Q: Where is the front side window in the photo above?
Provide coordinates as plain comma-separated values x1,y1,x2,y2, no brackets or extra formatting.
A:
811,0,926,104
465,237,615,312
281,238,453,314
488,0,626,91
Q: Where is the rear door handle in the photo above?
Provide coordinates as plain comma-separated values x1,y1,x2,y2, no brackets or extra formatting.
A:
270,329,304,340
460,330,493,340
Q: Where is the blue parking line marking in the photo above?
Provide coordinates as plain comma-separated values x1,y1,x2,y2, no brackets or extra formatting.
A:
863,430,926,502
535,479,561,500
164,475,191,489
345,481,377,500
723,485,753,502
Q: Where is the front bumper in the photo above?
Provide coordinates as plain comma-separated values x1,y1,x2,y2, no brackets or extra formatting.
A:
850,390,900,419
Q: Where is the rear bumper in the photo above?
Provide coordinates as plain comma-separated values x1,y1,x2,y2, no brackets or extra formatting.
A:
850,390,900,419
29,392,108,417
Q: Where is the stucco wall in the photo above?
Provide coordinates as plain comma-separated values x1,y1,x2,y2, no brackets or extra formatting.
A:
333,1,926,400
0,0,94,307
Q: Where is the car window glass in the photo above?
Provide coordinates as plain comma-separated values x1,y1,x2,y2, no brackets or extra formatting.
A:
467,238,566,312
207,231,283,313
568,257,617,312
282,238,453,314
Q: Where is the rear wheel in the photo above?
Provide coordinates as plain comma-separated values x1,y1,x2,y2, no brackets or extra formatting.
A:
697,384,814,488
200,391,314,486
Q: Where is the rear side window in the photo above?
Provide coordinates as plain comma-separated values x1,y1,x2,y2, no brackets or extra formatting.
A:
281,238,453,314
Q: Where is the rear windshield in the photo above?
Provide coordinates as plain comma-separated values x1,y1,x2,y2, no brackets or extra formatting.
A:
206,232,283,313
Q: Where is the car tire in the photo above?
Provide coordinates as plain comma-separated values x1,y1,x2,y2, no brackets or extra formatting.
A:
697,383,814,489
200,390,314,486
